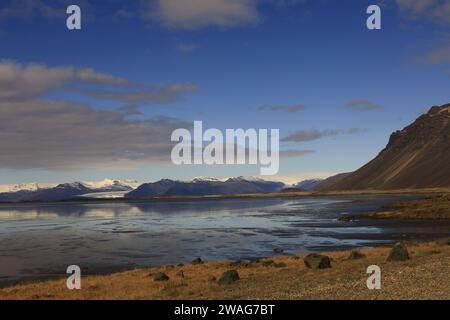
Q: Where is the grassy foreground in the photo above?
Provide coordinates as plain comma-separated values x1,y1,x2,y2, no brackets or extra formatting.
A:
341,194,450,220
2,193,450,300
1,239,450,300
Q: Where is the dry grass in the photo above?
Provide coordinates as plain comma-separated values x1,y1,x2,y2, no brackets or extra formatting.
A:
1,240,450,300
342,194,450,220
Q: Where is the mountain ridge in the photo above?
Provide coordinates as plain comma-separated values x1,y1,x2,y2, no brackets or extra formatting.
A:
322,104,450,190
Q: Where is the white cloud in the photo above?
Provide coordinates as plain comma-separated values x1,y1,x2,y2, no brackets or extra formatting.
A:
0,60,197,170
0,60,129,100
0,60,197,103
346,100,382,112
143,0,260,29
0,99,189,170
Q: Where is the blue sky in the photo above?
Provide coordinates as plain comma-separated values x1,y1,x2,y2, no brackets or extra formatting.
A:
0,0,450,184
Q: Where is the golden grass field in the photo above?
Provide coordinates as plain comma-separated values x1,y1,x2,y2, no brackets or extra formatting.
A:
1,239,450,300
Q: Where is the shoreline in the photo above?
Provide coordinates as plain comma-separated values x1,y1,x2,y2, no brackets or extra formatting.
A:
1,193,450,300
0,187,448,206
340,193,450,220
1,237,450,300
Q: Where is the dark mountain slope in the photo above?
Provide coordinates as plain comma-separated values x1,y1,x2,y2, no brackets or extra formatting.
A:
325,104,450,190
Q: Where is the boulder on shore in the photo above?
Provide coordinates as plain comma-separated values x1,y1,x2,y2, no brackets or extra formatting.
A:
303,253,332,269
153,272,170,281
191,257,203,265
218,270,240,285
387,242,410,262
348,250,366,260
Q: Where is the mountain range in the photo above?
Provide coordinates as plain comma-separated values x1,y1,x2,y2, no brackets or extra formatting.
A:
2,103,448,201
0,177,286,202
0,180,139,202
126,177,285,198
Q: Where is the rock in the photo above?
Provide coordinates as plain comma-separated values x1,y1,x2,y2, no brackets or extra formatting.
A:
387,242,410,261
437,237,450,246
303,253,332,269
153,272,170,281
273,262,287,268
191,257,203,265
260,259,274,266
348,250,366,260
229,260,250,267
176,270,184,278
273,248,284,254
218,270,240,285
208,276,217,282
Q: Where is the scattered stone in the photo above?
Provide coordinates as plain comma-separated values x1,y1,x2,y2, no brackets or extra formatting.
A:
387,242,410,262
260,259,275,266
437,237,450,246
273,248,284,254
88,284,100,290
348,250,366,260
191,257,203,265
273,262,287,268
153,272,170,282
229,260,250,267
218,270,240,285
291,255,300,260
208,276,217,282
303,253,332,269
177,263,184,267
176,270,184,278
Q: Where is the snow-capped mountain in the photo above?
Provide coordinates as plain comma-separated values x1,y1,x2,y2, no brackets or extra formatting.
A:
82,179,141,190
0,177,286,202
126,177,285,198
0,179,142,202
294,179,324,191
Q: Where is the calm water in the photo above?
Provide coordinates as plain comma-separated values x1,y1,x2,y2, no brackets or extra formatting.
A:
1,195,450,287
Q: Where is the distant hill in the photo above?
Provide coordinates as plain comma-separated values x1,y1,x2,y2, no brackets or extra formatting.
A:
295,179,323,191
322,104,450,190
126,177,285,198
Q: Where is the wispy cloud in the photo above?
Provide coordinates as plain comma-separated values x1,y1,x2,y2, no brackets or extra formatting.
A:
0,60,197,104
414,45,450,65
345,100,382,112
0,60,196,170
258,104,305,113
80,83,198,104
177,42,200,53
0,99,189,170
396,0,450,24
282,128,366,142
279,149,315,158
0,0,92,21
142,0,261,29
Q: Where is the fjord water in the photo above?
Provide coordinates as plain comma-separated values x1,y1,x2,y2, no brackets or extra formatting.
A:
1,195,450,286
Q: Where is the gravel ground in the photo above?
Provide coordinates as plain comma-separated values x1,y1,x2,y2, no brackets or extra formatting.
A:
1,240,450,300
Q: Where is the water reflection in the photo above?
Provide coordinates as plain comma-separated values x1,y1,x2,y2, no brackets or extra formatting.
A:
1,195,450,287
